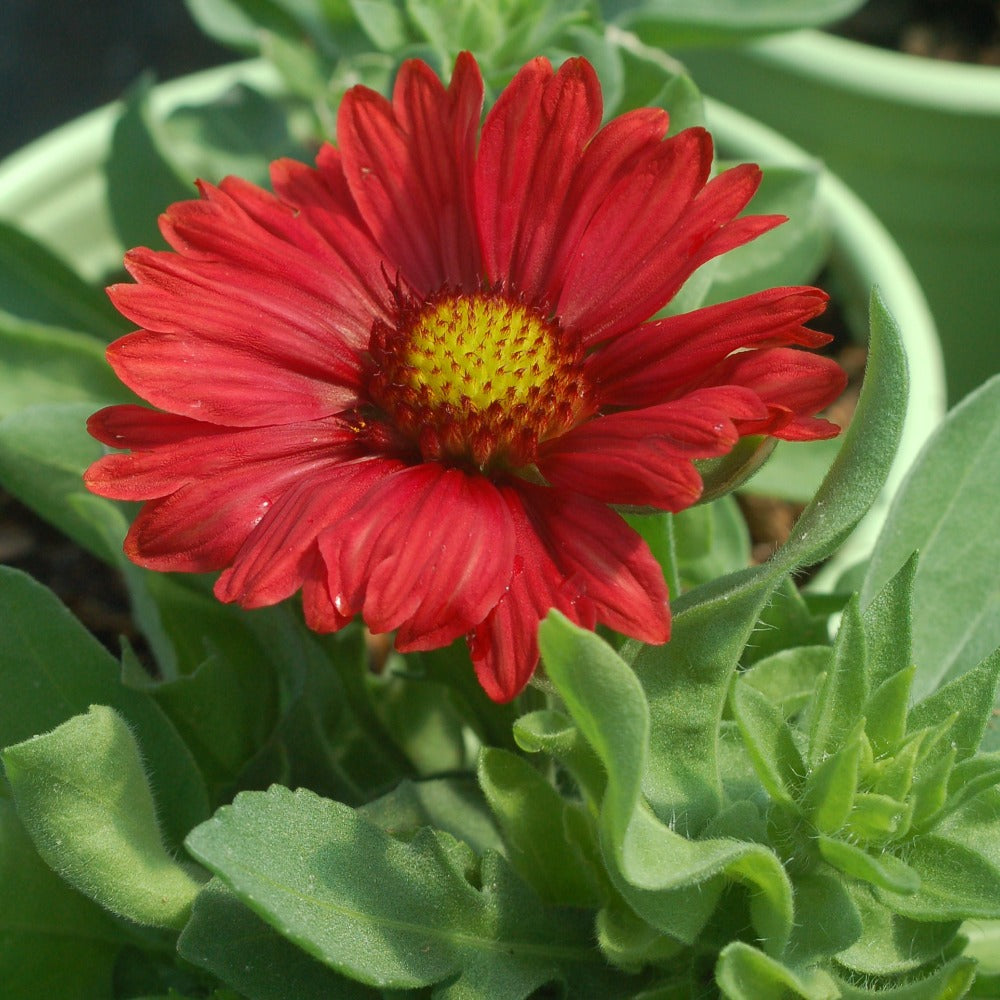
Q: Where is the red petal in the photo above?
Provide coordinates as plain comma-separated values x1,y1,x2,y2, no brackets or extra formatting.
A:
318,463,516,651
475,56,603,300
589,287,831,408
85,406,362,501
469,483,669,702
538,388,767,510
215,457,398,609
557,153,782,344
338,53,484,294
694,348,848,441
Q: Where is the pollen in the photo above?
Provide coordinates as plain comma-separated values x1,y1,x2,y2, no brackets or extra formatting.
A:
368,289,590,472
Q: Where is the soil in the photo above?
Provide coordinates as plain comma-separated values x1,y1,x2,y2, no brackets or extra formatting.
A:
831,0,1000,64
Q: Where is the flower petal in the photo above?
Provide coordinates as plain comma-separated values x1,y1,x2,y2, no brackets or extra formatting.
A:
338,52,483,294
85,406,367,571
475,56,603,300
557,152,783,344
694,347,848,441
318,463,516,651
538,388,767,510
588,286,831,408
469,483,669,702
215,457,399,609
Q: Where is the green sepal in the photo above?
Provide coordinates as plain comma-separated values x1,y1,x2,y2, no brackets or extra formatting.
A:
728,676,806,807
802,720,865,835
808,596,869,768
695,434,776,504
2,705,205,930
817,836,920,895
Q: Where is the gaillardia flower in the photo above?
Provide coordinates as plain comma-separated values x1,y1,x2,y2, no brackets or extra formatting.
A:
86,53,846,701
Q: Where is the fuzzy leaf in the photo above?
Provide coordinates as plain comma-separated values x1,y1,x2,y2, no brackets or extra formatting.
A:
0,220,127,338
0,566,210,846
861,553,918,692
831,957,977,999
477,748,600,908
540,613,794,955
184,785,620,996
863,375,1000,701
359,777,503,857
865,665,916,759
738,646,831,718
178,878,379,1000
0,799,124,998
728,678,805,806
670,495,752,591
836,882,959,977
2,706,205,929
625,290,906,831
908,649,1000,762
802,724,863,835
817,836,920,895
0,315,132,419
809,596,869,768
784,870,862,966
715,941,839,1000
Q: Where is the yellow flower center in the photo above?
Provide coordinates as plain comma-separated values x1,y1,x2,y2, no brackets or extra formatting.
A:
368,289,589,472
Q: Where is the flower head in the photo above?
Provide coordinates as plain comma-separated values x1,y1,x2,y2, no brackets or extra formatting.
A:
86,53,846,701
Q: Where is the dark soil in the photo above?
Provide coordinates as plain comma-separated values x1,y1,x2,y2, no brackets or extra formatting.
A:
831,0,1000,64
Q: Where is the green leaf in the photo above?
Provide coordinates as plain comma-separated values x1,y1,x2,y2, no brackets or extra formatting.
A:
739,645,832,718
808,597,869,768
178,879,379,1000
184,0,323,50
671,495,752,591
0,220,127,339
603,0,866,47
861,553,918,692
351,0,414,51
836,882,959,977
728,678,805,807
0,798,123,999
106,76,195,251
865,665,916,759
0,314,132,419
163,84,306,186
185,785,619,996
0,403,121,562
863,374,1000,701
802,726,863,835
817,836,920,895
3,706,205,929
785,870,862,967
359,777,503,857
831,957,977,1000
880,789,1000,921
715,941,839,1000
478,748,601,907
540,613,794,955
0,566,210,846
908,649,1000,762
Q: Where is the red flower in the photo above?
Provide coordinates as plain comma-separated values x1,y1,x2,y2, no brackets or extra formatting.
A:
85,53,846,702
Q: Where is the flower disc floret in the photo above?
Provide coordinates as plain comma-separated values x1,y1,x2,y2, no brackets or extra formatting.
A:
368,289,589,471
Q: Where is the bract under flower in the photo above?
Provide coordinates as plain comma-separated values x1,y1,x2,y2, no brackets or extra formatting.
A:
85,53,846,701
